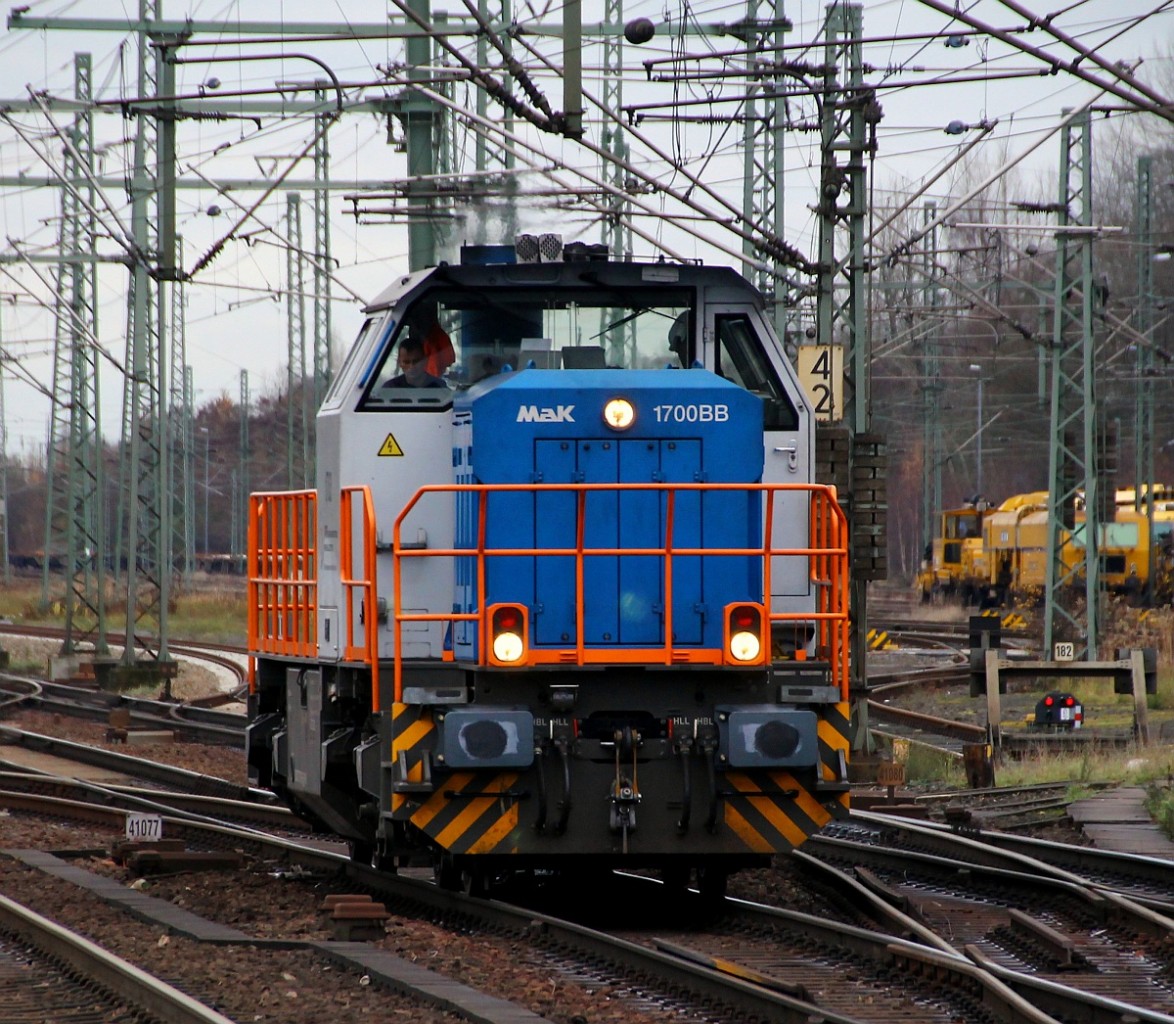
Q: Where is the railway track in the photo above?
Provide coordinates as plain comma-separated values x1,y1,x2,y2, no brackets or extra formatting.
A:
0,892,236,1024
0,674,246,748
803,813,1174,1020
9,616,1136,757
2,757,1172,1024
0,721,260,799
0,787,850,1022
2,621,1172,1021
852,807,1174,915
0,622,248,688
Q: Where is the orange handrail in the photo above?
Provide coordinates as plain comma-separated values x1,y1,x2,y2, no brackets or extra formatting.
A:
391,483,849,703
247,490,318,691
340,485,380,709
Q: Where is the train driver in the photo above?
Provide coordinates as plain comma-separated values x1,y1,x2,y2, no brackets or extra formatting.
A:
409,300,456,377
384,336,448,389
668,310,696,367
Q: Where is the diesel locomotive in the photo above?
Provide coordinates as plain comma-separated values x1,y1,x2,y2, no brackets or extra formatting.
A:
246,240,852,896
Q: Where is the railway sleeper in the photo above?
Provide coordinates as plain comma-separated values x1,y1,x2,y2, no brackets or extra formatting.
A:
322,896,391,942
853,865,916,916
111,838,186,864
125,849,246,877
1006,908,1086,970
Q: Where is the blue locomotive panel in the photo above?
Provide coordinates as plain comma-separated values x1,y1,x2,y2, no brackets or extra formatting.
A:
452,370,763,658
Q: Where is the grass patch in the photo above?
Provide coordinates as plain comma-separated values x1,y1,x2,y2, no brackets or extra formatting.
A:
875,735,966,786
1149,671,1174,712
992,744,1174,788
169,586,249,643
1149,786,1174,840
0,577,248,643
903,742,964,785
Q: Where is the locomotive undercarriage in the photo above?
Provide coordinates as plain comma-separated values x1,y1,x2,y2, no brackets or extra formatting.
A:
247,657,851,888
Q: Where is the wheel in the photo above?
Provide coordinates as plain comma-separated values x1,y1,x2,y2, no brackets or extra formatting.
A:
347,839,374,865
461,867,489,899
696,865,728,902
370,838,398,873
434,854,490,896
661,863,691,892
434,852,461,891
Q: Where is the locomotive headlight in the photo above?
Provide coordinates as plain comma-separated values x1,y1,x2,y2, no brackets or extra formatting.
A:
730,630,761,662
725,603,765,664
488,604,528,665
603,398,635,430
493,630,524,663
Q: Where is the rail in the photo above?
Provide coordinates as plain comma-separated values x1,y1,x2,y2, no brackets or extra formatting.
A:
392,482,849,703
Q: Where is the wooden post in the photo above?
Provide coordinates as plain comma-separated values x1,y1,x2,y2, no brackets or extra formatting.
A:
1130,648,1152,746
984,648,1002,750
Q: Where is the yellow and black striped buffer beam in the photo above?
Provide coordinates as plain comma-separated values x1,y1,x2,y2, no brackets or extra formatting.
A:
409,771,523,853
390,702,435,818
818,700,852,809
721,770,839,853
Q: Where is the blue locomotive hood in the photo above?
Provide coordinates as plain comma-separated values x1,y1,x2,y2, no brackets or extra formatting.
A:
455,368,764,484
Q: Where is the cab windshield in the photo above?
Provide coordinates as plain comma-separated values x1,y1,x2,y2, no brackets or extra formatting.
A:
361,287,693,406
946,512,982,540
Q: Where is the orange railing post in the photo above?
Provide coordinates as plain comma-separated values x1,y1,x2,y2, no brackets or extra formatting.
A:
249,484,851,705
341,486,380,711
389,482,851,699
247,490,319,673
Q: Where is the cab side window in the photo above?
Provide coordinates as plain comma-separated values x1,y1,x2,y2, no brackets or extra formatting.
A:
713,314,799,430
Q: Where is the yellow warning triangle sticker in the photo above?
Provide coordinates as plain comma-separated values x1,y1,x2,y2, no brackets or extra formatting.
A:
378,434,404,457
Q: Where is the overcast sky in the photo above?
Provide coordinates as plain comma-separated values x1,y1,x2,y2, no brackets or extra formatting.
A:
1,0,1171,455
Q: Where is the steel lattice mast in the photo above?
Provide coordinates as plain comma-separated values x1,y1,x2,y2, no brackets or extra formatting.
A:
740,0,790,345
817,1,876,749
41,52,109,658
402,0,441,270
476,0,517,243
312,85,334,436
920,201,942,558
234,369,250,559
601,0,631,264
286,193,310,490
169,245,190,579
117,0,175,671
182,365,195,572
1134,154,1156,605
1043,108,1098,659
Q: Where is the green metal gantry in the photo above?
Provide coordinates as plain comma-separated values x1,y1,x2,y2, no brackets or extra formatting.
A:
41,52,109,658
1134,154,1156,605
286,193,311,490
920,202,942,558
740,0,791,345
816,1,875,748
1043,108,1099,660
312,84,334,425
116,1,175,670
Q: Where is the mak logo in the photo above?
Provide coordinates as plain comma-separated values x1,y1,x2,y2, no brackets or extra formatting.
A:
516,404,575,423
